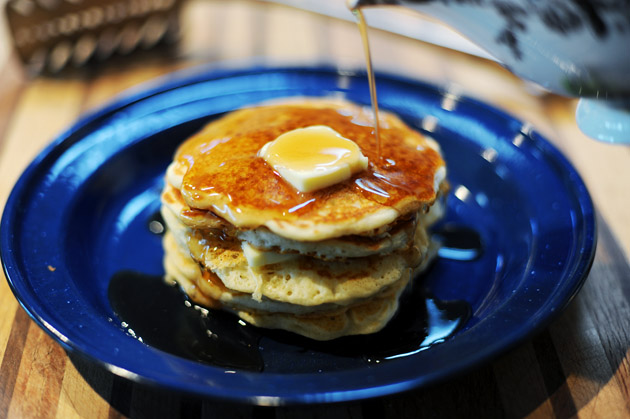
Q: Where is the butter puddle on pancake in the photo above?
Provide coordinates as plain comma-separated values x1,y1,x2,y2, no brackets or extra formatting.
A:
161,98,447,340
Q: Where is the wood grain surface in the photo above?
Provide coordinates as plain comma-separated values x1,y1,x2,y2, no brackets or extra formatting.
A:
1,1,629,418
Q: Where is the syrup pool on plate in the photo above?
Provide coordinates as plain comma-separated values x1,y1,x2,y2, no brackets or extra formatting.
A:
107,212,477,373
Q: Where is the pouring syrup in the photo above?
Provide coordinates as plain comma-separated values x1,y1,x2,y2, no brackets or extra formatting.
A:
351,6,382,162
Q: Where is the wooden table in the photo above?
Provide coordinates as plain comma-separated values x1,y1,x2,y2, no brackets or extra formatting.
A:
1,1,629,417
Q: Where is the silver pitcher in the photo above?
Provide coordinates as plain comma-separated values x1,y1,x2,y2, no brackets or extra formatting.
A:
349,0,630,143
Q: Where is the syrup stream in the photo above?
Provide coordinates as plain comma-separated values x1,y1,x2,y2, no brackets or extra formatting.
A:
352,7,382,161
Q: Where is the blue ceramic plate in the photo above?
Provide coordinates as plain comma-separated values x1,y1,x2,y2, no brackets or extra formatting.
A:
1,66,595,404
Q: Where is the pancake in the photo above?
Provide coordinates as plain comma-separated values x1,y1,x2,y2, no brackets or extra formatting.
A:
161,182,424,260
166,98,446,242
161,202,433,307
163,230,414,315
163,230,417,341
160,97,448,340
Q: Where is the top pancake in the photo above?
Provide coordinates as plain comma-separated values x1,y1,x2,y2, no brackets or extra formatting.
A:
167,98,446,241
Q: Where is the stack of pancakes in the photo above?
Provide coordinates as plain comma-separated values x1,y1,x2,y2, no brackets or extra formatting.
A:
161,98,447,341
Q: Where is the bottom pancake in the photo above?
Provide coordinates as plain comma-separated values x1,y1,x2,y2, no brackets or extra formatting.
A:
163,230,427,340
236,272,411,341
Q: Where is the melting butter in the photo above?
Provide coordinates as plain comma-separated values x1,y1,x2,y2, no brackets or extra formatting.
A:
242,242,297,268
259,125,368,193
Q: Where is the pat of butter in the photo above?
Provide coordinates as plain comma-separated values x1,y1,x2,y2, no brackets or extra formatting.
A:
259,125,368,193
242,242,297,268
